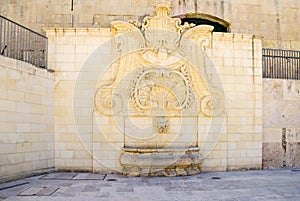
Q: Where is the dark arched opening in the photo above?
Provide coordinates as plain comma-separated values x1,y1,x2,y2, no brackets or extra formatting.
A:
177,13,230,33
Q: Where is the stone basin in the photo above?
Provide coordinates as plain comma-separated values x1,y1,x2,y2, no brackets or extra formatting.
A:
120,147,202,176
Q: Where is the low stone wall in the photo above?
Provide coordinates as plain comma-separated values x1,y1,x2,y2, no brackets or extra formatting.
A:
0,56,55,183
263,79,300,169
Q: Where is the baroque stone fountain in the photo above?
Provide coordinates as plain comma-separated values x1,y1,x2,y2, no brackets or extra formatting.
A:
94,1,222,176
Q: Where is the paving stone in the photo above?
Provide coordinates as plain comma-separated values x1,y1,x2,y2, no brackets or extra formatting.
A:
17,187,42,196
74,192,100,197
73,173,105,180
52,191,76,197
115,186,134,192
40,173,78,180
96,192,110,197
34,187,59,196
18,187,59,196
0,170,299,201
82,184,98,192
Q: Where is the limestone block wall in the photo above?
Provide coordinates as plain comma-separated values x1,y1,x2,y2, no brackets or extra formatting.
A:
0,56,55,183
47,26,262,173
46,28,113,172
203,33,263,171
1,0,300,50
263,79,300,168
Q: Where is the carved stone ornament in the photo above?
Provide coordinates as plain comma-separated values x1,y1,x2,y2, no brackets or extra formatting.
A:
153,116,170,134
94,88,122,116
200,94,224,117
130,65,194,111
111,1,198,55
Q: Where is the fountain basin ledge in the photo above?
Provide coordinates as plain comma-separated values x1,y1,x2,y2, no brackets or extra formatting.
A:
120,147,202,176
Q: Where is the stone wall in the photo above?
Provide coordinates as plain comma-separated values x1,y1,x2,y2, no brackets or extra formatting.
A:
46,23,262,173
46,28,112,172
1,0,300,50
206,33,262,171
263,79,300,169
0,56,55,183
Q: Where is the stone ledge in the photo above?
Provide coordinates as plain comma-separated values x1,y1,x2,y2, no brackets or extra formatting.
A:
0,55,54,80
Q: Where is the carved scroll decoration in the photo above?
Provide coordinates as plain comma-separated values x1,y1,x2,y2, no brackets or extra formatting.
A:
94,88,123,116
200,94,224,117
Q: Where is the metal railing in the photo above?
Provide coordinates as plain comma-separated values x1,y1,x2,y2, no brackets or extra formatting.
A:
263,48,300,80
0,15,47,68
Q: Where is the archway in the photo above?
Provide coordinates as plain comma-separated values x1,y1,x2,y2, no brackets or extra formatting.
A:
176,13,230,32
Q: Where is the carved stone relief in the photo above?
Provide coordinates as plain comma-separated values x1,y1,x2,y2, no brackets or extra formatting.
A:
129,65,194,111
94,88,123,116
153,116,170,134
200,94,224,117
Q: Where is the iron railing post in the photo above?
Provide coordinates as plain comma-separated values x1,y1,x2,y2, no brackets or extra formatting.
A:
0,17,2,55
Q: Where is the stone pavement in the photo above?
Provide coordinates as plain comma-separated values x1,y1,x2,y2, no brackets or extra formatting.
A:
0,169,299,201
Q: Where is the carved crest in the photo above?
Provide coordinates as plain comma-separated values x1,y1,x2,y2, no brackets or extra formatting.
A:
111,1,198,56
129,65,194,111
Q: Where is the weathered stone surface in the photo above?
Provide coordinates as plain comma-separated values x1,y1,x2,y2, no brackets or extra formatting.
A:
120,147,202,176
263,142,300,168
263,79,300,169
18,187,59,196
